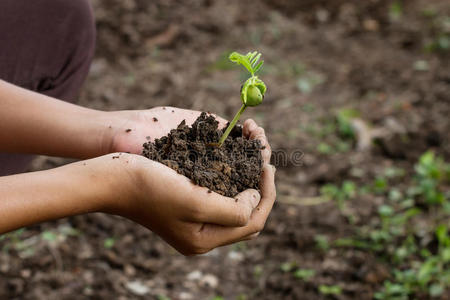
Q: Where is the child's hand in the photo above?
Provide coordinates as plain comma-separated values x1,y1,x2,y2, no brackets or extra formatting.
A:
105,118,275,255
103,107,228,155
102,153,264,255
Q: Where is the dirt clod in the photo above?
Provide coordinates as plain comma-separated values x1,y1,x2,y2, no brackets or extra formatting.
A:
142,112,263,197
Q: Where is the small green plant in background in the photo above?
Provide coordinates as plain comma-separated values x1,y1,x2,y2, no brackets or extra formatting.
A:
314,234,330,251
253,265,264,279
294,269,316,281
335,108,358,140
389,0,403,21
375,224,450,299
236,294,248,300
328,151,450,299
280,261,316,282
216,51,267,146
103,237,116,249
318,285,342,296
280,261,297,273
411,151,448,205
320,181,357,211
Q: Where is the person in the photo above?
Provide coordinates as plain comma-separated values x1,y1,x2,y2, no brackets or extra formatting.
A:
0,0,276,255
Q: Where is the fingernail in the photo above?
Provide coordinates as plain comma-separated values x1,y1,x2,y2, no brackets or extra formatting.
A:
271,165,277,173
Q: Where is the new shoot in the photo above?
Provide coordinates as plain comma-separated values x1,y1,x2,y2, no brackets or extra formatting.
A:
217,51,267,146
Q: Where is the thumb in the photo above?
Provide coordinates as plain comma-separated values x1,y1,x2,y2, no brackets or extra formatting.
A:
190,188,261,227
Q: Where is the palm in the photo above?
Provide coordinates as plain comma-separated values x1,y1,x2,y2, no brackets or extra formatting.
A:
111,107,227,154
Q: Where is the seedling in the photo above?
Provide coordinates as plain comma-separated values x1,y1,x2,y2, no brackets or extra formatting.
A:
216,51,267,146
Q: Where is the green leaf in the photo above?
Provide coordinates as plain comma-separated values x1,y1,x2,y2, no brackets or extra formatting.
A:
229,52,253,75
378,205,394,217
317,142,333,154
251,53,261,68
280,262,296,272
253,60,264,74
318,285,342,295
104,237,115,249
435,224,448,246
294,269,315,281
228,51,265,76
42,231,57,242
314,234,330,251
389,1,403,20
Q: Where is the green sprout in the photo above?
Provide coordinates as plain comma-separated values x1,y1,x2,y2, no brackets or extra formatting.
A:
217,51,267,146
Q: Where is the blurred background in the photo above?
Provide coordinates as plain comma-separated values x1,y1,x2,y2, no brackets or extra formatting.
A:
1,0,449,299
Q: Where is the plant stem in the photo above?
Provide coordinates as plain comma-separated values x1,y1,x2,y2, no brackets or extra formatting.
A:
218,104,247,146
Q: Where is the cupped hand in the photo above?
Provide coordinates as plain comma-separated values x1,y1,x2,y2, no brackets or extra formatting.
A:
104,107,227,155
98,117,275,255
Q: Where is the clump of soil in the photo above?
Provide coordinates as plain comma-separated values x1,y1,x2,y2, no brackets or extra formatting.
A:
142,112,263,197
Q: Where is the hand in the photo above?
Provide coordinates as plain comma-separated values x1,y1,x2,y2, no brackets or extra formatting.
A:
120,118,273,254
102,153,258,255
190,119,275,246
103,107,227,155
101,119,275,255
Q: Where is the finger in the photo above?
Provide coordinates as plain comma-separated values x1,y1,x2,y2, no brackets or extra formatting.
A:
196,164,276,248
243,119,258,138
186,188,261,227
240,232,260,241
249,127,271,164
243,119,271,164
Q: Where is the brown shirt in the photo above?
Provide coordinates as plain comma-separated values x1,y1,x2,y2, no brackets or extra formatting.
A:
0,0,95,176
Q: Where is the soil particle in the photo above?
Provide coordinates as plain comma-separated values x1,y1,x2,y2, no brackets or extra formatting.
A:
142,112,263,197
112,156,120,159
152,117,158,122
125,129,132,132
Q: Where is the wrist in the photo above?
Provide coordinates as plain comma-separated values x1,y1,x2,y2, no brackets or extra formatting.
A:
98,110,142,154
57,159,116,214
85,153,144,216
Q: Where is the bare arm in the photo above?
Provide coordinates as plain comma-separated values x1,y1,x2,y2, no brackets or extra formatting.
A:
0,79,111,158
0,80,228,158
0,151,276,256
0,158,111,233
0,80,276,255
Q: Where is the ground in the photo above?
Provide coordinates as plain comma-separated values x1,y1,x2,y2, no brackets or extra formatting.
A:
1,0,449,299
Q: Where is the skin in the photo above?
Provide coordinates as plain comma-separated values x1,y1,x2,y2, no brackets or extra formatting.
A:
0,80,276,255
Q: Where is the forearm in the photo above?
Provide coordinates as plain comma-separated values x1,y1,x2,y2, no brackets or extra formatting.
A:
0,160,113,234
0,80,113,158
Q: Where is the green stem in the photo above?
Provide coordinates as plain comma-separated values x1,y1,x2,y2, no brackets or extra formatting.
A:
218,104,247,146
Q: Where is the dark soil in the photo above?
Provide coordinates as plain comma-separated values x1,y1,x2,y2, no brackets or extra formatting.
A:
1,0,449,299
142,112,263,197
